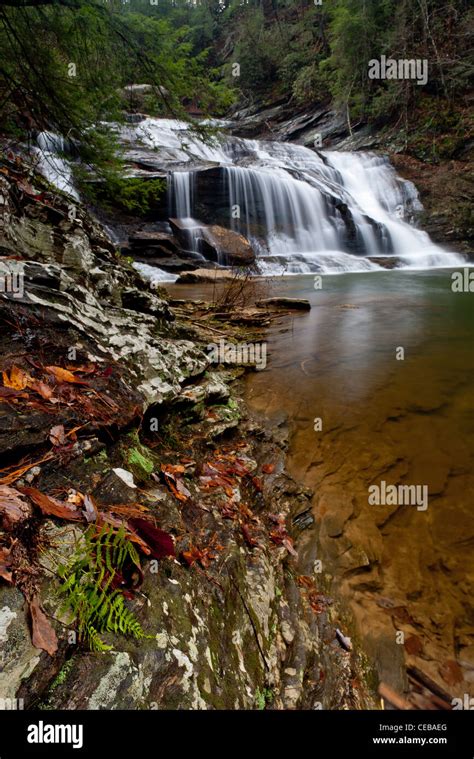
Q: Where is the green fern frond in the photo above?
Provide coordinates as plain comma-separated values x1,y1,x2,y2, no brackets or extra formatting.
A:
58,523,148,651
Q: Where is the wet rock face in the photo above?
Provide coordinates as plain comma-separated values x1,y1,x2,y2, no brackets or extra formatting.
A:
202,225,255,266
390,154,474,257
5,454,372,711
0,162,376,712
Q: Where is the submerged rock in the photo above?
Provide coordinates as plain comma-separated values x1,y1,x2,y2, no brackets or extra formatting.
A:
176,268,236,284
256,297,311,311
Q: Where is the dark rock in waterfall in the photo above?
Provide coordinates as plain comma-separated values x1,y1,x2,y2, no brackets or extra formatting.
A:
137,256,202,273
126,229,206,272
367,256,403,269
169,218,255,266
193,166,233,226
128,231,180,257
200,225,255,266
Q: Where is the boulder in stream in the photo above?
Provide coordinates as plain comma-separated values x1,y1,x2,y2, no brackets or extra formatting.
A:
169,219,255,266
176,268,236,284
256,297,311,311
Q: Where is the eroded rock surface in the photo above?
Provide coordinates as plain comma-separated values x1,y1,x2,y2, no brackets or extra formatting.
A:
0,159,376,711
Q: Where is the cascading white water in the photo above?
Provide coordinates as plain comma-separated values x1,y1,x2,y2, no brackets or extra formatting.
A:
169,171,208,259
34,118,465,277
129,118,465,275
325,151,463,269
34,131,79,200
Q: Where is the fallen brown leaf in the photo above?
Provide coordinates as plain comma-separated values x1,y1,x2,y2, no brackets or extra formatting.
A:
29,595,58,656
0,546,13,583
2,366,30,390
0,484,32,528
161,464,191,502
0,453,54,486
49,424,66,447
29,379,54,401
19,486,82,521
45,366,88,385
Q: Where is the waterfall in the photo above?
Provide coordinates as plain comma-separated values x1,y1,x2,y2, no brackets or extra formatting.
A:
33,131,79,200
324,151,463,269
169,171,206,259
171,171,193,218
131,118,465,275
33,117,466,276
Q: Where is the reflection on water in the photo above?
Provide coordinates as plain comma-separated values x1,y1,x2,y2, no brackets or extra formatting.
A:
241,270,474,698
167,269,474,698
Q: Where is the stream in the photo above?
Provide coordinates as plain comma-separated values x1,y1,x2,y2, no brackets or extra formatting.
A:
170,269,474,698
36,117,473,697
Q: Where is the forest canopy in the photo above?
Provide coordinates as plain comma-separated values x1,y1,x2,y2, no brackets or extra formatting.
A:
0,0,472,168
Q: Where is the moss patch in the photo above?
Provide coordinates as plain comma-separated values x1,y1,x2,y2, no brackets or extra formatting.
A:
119,431,156,482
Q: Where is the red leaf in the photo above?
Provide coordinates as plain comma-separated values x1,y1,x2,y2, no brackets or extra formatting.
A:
65,363,97,374
19,486,82,521
241,522,259,548
128,517,175,559
182,545,204,567
29,379,54,401
29,595,58,656
404,635,424,656
161,464,191,502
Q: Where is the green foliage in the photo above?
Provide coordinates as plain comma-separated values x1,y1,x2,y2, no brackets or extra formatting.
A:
1,0,470,174
126,446,155,479
58,523,147,651
0,0,235,173
98,176,166,215
404,98,470,161
292,63,331,107
214,0,471,137
254,686,274,710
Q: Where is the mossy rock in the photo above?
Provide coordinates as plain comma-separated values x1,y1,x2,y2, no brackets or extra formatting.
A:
119,431,156,482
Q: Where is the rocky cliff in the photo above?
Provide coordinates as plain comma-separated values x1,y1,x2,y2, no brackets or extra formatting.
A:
0,155,375,711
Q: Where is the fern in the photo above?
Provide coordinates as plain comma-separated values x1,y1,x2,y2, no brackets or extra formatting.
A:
58,523,148,651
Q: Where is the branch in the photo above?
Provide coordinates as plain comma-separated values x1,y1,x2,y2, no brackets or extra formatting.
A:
0,1,82,6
